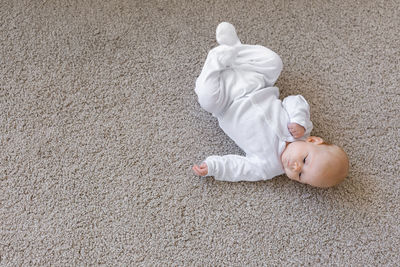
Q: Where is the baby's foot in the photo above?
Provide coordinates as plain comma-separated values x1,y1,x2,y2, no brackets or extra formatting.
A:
216,22,241,46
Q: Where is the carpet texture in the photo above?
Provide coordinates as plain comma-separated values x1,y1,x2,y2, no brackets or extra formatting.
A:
1,0,399,265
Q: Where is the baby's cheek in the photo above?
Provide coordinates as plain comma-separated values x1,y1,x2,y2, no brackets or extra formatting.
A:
284,169,294,180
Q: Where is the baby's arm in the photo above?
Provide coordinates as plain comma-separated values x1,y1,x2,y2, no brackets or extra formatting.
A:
193,155,273,182
282,95,313,139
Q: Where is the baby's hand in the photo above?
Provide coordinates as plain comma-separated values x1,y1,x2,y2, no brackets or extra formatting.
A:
192,163,208,176
288,123,306,139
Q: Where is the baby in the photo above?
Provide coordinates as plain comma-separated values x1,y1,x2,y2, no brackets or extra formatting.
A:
192,22,349,188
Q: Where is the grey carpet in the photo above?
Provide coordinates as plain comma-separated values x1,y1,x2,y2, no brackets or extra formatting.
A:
1,0,399,265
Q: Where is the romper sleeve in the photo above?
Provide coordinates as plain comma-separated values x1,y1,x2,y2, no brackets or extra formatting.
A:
282,95,313,137
203,154,278,182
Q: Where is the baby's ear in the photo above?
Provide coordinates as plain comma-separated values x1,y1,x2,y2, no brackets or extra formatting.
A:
306,136,324,144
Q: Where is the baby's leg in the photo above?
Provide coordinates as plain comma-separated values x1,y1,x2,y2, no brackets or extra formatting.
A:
195,46,237,116
235,45,283,88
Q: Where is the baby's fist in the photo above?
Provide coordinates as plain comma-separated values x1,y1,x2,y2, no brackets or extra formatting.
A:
288,123,306,139
192,163,208,176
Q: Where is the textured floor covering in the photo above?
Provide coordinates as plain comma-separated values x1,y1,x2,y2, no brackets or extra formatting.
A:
1,0,399,265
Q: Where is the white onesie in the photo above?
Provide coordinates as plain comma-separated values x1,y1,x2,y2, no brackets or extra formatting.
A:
195,22,313,182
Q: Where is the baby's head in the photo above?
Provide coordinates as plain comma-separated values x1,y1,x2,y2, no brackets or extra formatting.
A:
281,136,349,188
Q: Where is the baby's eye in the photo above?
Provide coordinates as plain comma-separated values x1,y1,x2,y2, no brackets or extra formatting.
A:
303,156,308,163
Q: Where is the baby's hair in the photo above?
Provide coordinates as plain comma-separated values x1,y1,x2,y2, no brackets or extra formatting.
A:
318,142,349,187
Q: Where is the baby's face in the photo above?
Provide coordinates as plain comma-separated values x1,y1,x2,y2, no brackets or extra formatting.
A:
281,136,348,188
